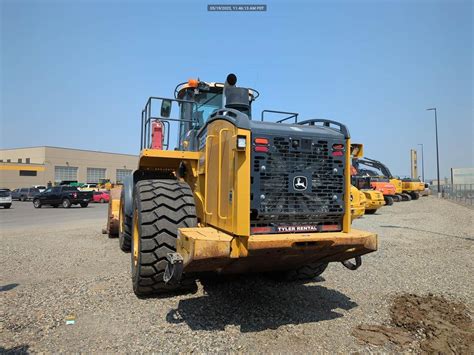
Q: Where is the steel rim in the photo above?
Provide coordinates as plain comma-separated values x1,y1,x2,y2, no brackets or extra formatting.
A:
132,210,139,267
119,200,124,235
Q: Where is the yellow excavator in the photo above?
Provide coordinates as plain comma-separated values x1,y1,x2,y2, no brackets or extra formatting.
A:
106,74,377,296
355,157,422,200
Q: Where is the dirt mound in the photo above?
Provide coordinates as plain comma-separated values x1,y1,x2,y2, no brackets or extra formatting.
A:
353,294,474,353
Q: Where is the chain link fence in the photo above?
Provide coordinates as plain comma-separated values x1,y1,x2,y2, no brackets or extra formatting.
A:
430,184,474,206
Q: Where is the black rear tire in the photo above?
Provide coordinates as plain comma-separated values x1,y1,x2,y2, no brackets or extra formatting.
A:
410,192,420,200
80,203,88,208
365,209,377,215
52,204,59,208
271,262,328,282
33,199,41,208
384,196,394,206
131,179,198,296
119,189,131,252
62,198,71,208
393,195,402,202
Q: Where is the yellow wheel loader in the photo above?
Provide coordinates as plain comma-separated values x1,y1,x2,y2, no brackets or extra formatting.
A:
350,144,386,213
351,176,385,215
350,185,366,221
109,74,377,296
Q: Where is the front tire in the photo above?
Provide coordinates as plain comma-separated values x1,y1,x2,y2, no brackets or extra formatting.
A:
62,198,71,208
80,203,88,208
4,204,11,209
119,189,131,252
131,179,197,296
365,209,377,215
33,199,41,208
410,192,420,200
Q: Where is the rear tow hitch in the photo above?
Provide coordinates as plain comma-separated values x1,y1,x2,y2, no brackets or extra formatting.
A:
164,252,184,285
342,256,362,270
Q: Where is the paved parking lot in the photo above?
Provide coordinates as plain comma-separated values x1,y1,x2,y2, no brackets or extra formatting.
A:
1,197,473,353
0,200,108,231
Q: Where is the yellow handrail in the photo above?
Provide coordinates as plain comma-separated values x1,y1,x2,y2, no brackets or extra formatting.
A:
218,128,230,220
204,134,216,216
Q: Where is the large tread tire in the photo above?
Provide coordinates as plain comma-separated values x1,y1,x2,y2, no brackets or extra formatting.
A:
131,179,197,296
365,209,377,215
271,262,328,282
402,193,412,201
410,192,420,200
119,189,132,252
384,196,394,206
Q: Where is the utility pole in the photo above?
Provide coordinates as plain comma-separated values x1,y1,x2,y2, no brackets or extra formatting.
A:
426,108,440,198
418,143,424,182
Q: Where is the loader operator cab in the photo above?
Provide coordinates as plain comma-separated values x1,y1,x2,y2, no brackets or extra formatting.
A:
175,76,257,150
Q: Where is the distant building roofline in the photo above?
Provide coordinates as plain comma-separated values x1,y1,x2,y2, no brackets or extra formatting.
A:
0,145,138,157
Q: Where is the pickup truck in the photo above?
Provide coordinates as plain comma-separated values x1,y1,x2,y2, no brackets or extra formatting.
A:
33,186,92,208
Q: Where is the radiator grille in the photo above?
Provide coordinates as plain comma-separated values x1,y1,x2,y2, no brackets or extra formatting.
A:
251,136,345,230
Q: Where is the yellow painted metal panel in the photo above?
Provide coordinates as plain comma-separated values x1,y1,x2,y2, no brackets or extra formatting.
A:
196,120,251,237
390,178,403,194
0,164,45,171
343,138,351,233
138,149,199,169
177,226,377,273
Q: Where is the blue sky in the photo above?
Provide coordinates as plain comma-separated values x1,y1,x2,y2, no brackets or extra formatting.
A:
1,0,472,179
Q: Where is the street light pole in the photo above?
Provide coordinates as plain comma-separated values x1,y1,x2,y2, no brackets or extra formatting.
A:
426,108,440,198
417,143,424,182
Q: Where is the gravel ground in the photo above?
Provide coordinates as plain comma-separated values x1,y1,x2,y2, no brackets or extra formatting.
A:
1,197,473,353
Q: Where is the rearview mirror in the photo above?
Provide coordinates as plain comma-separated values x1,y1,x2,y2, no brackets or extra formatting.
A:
160,99,172,118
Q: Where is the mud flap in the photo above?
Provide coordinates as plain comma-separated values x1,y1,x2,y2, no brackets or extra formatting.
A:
164,253,184,285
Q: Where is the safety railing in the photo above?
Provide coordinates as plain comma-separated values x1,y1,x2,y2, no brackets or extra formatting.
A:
261,110,299,123
140,97,198,150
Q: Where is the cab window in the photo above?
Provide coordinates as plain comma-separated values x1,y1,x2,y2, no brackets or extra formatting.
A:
178,88,223,148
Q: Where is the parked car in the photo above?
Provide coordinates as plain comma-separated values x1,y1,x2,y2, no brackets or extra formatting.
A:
34,185,47,193
0,188,12,209
80,183,99,192
92,191,110,203
11,187,41,201
420,183,432,197
33,186,93,208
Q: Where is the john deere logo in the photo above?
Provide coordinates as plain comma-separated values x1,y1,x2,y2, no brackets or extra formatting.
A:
293,176,308,191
